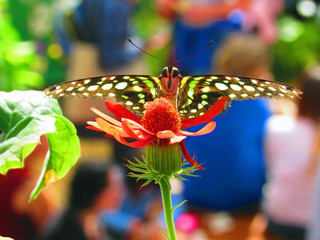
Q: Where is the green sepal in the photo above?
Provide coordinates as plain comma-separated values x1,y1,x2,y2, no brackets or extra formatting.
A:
126,154,199,188
146,140,182,175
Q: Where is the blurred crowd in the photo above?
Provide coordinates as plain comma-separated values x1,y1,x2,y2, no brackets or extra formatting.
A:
1,0,320,240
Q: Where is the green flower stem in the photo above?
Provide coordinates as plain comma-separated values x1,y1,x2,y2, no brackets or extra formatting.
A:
159,176,176,240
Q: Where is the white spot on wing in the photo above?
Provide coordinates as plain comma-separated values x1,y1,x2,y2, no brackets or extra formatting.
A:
115,82,128,90
201,86,211,93
215,82,228,91
102,83,113,90
268,86,277,91
87,85,99,91
244,85,255,91
133,86,143,92
66,87,74,91
230,84,242,91
280,88,288,93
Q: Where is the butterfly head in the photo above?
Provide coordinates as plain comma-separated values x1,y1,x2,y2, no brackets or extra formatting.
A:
160,66,181,97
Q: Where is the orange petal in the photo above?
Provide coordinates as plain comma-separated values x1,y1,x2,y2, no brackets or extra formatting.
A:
169,134,186,144
114,132,155,148
121,119,143,139
86,121,104,132
181,96,227,128
90,107,121,126
86,125,103,132
96,118,129,137
124,118,155,135
179,121,216,136
156,130,175,139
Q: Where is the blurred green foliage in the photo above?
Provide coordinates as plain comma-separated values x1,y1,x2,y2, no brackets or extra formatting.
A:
271,15,320,83
133,0,171,75
0,0,66,91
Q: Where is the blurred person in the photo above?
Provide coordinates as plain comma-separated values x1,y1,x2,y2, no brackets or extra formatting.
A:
101,176,164,240
100,143,163,240
156,0,283,75
263,65,320,240
102,178,187,240
101,143,186,240
54,0,148,127
243,0,284,44
54,0,150,189
157,0,282,43
39,161,124,240
0,136,60,240
163,0,247,75
157,0,250,25
182,33,271,238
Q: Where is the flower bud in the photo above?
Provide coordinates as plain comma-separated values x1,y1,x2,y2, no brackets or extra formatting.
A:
146,140,182,175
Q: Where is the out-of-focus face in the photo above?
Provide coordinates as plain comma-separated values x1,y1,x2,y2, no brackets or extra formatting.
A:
94,166,125,211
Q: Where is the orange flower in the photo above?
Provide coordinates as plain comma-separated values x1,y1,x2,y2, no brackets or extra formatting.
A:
87,96,227,170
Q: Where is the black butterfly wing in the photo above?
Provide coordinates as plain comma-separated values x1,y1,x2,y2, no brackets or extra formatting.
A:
44,75,160,115
178,75,302,118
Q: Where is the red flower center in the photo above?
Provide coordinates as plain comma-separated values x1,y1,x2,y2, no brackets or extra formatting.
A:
141,98,181,133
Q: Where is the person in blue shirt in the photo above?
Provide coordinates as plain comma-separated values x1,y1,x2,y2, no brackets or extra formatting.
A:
183,33,271,212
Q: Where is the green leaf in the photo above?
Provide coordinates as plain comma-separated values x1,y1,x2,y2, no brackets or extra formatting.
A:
0,91,61,173
30,115,80,200
0,90,80,200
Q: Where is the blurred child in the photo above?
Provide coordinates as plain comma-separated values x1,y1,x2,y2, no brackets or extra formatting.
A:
263,65,320,240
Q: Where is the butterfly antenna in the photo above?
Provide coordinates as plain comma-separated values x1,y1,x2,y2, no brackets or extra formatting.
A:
128,39,167,65
174,41,213,65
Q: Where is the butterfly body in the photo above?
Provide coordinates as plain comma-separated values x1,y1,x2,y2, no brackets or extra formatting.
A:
159,66,181,106
44,66,301,118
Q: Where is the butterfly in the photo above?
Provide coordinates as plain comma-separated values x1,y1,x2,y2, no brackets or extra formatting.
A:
44,66,302,118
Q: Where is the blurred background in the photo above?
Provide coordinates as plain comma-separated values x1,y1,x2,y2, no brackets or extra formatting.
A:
1,0,320,240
